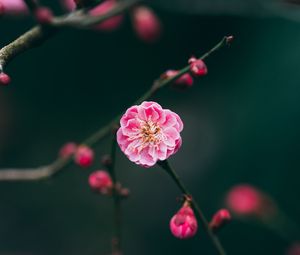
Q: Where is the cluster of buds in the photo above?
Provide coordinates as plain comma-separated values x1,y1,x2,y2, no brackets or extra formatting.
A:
59,142,94,168
62,0,161,43
161,57,208,89
59,143,129,197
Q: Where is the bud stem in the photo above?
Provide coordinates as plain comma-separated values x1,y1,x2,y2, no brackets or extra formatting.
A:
158,160,227,255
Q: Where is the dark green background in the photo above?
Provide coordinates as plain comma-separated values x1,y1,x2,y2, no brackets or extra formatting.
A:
0,0,299,254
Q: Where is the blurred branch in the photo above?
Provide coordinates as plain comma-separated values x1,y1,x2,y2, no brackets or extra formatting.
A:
0,36,232,181
0,0,139,74
107,134,123,255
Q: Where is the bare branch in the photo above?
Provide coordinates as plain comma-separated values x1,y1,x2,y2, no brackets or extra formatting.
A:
0,36,232,181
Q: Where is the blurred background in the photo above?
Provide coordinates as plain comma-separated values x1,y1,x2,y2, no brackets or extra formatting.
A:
0,0,300,254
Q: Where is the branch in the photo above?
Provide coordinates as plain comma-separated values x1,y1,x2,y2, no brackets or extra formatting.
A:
0,36,232,181
0,0,140,73
107,134,123,255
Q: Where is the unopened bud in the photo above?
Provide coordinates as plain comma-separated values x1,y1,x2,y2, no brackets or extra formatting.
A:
132,6,161,43
34,7,53,24
89,170,113,195
226,184,262,216
188,57,208,77
74,145,94,168
170,203,198,239
59,142,77,158
209,209,231,233
0,73,11,86
162,70,194,89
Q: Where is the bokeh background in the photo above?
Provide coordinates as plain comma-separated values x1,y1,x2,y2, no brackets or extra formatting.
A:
0,0,300,254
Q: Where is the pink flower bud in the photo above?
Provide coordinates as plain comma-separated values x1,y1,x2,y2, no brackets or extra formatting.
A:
61,0,76,11
59,142,77,158
89,0,124,31
287,243,300,255
88,170,113,194
132,6,161,43
189,57,208,77
0,73,11,86
162,70,194,89
0,0,28,16
209,209,231,232
74,145,94,168
170,205,198,239
226,184,262,215
34,7,53,24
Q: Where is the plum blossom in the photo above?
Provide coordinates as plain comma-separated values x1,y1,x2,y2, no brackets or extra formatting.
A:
117,101,183,167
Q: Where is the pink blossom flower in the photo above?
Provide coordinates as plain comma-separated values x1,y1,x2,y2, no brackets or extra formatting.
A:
89,170,113,194
170,205,198,239
0,0,28,15
226,184,262,215
59,142,77,158
209,209,231,232
74,145,94,168
117,101,183,167
132,6,161,43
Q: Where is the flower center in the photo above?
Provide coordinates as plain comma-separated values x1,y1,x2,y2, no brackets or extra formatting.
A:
140,120,162,145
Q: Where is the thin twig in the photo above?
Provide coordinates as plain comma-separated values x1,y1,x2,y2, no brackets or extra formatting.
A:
107,134,122,254
158,160,227,255
0,36,231,181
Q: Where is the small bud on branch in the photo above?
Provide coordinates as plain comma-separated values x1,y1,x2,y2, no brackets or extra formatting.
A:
209,209,232,233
